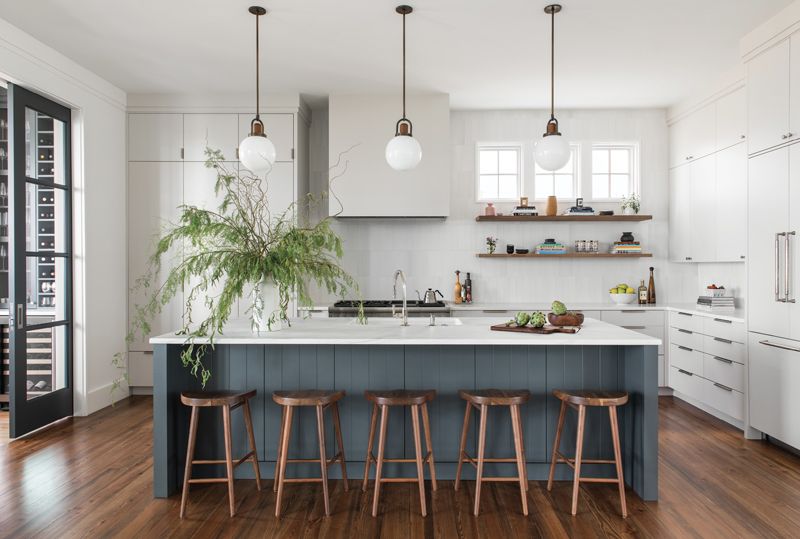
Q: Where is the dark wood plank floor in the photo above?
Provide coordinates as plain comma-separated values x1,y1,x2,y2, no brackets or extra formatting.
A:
1,396,799,538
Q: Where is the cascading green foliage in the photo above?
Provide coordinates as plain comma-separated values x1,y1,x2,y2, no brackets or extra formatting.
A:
113,148,362,392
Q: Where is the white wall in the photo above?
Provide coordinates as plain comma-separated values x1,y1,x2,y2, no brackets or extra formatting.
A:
0,17,127,415
309,107,743,306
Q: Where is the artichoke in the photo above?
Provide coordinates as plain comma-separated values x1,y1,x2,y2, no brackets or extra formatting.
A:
551,300,567,316
530,311,546,328
515,312,531,326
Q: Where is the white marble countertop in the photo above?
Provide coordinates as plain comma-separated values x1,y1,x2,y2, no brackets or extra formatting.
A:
151,317,661,346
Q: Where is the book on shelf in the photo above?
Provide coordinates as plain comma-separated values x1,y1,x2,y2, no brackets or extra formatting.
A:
696,296,735,312
535,241,567,255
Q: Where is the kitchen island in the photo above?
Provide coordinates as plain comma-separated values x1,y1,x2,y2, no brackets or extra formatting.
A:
151,317,660,500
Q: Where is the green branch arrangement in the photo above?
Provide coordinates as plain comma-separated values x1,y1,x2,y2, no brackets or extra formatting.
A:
112,147,363,397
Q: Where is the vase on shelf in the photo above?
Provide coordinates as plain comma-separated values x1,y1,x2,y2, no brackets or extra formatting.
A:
545,196,558,216
622,206,636,215
484,202,496,216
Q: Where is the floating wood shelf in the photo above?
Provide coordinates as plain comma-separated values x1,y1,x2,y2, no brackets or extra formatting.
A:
475,214,653,222
477,253,653,259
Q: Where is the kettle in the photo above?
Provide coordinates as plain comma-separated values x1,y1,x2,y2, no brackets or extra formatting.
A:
421,288,444,304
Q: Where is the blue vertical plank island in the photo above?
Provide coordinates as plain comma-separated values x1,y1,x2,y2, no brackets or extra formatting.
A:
151,318,660,501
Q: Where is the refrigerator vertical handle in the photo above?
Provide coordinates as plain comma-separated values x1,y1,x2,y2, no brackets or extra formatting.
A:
776,232,785,302
788,231,796,303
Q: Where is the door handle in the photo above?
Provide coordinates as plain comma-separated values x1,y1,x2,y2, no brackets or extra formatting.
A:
714,356,733,364
482,310,508,314
776,232,786,302
677,369,693,376
759,339,800,353
712,318,732,324
677,312,693,317
16,303,23,329
713,382,733,392
713,337,732,344
622,326,646,330
678,329,693,334
787,231,795,303
677,345,693,352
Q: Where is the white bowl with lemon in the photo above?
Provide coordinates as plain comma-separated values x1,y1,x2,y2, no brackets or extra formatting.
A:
609,283,637,305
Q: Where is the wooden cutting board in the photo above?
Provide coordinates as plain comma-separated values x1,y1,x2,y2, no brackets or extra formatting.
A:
490,324,581,335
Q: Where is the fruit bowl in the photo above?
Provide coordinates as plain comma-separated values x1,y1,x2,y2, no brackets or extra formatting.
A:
548,312,585,327
609,293,637,305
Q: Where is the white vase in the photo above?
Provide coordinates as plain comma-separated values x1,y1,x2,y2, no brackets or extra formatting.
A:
622,206,636,215
251,278,285,333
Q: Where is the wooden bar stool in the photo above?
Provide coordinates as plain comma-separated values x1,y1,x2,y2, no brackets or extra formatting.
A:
362,389,437,517
454,389,531,516
272,390,348,518
179,389,262,518
547,389,629,518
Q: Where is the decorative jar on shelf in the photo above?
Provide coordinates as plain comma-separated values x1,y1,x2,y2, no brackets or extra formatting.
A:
545,196,558,216
484,202,496,216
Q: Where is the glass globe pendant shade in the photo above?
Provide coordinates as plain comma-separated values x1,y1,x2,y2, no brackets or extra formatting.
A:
385,134,422,171
534,133,570,171
239,134,276,177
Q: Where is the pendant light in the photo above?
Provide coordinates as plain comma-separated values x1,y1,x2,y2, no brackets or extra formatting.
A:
385,5,422,171
534,4,570,171
239,6,276,177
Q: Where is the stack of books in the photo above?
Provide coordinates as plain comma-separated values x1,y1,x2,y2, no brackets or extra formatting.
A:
512,206,538,216
564,206,595,216
535,241,567,255
696,296,736,312
610,242,642,254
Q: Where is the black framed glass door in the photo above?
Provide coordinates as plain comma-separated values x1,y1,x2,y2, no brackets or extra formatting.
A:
8,84,72,438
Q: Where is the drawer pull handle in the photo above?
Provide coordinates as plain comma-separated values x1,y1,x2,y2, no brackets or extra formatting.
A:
713,382,733,392
677,345,693,352
678,329,692,334
621,310,646,313
677,312,692,317
713,337,732,344
143,351,154,356
678,369,693,376
714,356,733,364
308,309,325,313
759,340,800,353
482,310,508,313
712,318,732,324
622,326,646,330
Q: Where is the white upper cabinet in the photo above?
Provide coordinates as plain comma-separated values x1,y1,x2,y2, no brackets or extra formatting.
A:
690,155,717,262
128,114,183,161
183,114,239,162
238,113,295,163
669,164,692,262
715,87,747,151
747,38,791,155
714,143,748,262
669,103,715,168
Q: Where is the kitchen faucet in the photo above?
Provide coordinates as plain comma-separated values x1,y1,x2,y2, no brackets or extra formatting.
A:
393,269,409,326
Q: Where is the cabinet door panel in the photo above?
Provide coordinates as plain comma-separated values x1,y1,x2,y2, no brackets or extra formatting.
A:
790,145,800,340
239,113,294,163
686,103,716,162
128,162,184,351
690,156,716,262
791,34,800,143
716,87,746,151
715,143,747,262
128,114,182,161
669,165,692,262
747,40,790,155
183,114,238,162
748,149,790,336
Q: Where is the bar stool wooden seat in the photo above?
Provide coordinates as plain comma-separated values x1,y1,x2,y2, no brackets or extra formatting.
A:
362,389,437,517
547,389,629,517
272,390,348,518
454,389,531,516
179,389,262,519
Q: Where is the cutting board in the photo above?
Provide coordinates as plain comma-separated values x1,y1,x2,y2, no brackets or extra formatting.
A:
490,324,581,335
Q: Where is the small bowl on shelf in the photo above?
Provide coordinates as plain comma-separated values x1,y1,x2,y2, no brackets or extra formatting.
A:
548,312,585,327
609,292,637,305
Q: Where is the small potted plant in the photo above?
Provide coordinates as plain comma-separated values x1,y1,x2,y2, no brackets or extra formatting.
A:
621,193,640,215
486,236,498,254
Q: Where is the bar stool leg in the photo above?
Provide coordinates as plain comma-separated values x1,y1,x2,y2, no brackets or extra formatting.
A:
473,404,488,516
371,404,389,517
316,404,331,516
362,403,378,492
571,404,587,516
411,404,427,517
516,406,529,491
274,405,286,493
547,400,568,491
179,405,199,519
510,404,529,516
609,405,628,518
275,405,294,518
421,403,437,491
222,404,236,517
331,402,349,491
454,400,472,491
242,400,262,491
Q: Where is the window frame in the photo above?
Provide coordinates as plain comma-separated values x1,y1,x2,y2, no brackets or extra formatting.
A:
589,142,640,201
474,142,524,203
532,143,582,201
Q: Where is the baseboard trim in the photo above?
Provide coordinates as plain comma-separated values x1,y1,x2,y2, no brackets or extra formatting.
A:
672,390,744,431
84,381,130,416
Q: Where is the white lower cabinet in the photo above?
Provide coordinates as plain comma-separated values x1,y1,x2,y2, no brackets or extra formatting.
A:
128,351,154,387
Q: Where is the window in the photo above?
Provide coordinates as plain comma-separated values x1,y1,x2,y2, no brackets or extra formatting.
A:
533,144,580,200
476,144,521,201
591,144,638,199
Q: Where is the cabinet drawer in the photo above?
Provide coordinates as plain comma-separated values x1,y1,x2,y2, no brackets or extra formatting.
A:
580,310,602,320
702,353,744,392
703,335,746,364
702,317,745,343
128,351,153,387
670,366,703,398
669,310,704,332
620,325,664,354
669,326,703,350
455,309,511,318
602,310,664,327
701,377,744,421
670,343,703,375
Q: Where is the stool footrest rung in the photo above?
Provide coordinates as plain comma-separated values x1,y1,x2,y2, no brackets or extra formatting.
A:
285,451,344,468
282,477,324,484
379,477,431,484
192,451,254,468
580,477,621,484
461,452,523,469
187,478,230,484
366,453,432,465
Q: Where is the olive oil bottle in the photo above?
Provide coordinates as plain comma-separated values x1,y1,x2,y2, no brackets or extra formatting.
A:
638,280,648,305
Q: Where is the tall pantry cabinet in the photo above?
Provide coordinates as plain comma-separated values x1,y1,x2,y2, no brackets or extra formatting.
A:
127,110,309,387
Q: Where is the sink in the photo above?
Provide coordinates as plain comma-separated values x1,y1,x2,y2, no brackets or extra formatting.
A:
347,317,463,327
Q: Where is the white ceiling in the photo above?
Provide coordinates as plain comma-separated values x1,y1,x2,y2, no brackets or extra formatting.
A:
0,0,791,109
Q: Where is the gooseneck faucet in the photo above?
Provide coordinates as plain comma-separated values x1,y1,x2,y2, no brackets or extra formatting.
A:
393,269,409,326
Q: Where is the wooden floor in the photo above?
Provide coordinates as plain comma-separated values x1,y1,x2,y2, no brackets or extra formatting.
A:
1,397,799,538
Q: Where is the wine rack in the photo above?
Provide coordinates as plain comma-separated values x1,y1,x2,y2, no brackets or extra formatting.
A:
36,114,56,309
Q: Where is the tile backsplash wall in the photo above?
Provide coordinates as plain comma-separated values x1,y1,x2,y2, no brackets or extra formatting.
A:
309,107,745,308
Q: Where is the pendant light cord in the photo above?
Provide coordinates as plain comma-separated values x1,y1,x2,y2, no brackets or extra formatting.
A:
550,7,555,119
402,10,406,119
255,11,261,120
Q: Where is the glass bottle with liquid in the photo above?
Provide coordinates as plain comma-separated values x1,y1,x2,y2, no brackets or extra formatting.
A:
638,279,648,305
